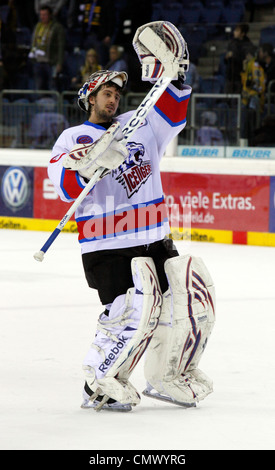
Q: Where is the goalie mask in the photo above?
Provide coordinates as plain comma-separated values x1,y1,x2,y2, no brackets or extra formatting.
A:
78,69,128,113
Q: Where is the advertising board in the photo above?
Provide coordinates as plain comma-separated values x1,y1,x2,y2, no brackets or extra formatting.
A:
1,154,275,246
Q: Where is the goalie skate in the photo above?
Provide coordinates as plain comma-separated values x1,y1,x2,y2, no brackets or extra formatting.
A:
81,390,132,412
142,383,196,408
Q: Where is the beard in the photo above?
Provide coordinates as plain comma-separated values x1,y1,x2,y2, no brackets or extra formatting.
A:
92,101,115,122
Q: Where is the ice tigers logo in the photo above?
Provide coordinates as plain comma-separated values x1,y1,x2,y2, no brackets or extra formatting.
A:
113,142,152,198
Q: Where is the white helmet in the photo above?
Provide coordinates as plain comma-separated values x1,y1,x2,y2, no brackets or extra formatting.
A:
77,69,128,112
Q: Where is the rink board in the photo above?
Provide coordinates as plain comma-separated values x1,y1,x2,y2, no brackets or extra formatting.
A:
1,149,275,247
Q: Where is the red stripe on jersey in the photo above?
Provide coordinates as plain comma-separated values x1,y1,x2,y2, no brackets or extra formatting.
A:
155,89,189,124
61,168,85,200
77,200,168,241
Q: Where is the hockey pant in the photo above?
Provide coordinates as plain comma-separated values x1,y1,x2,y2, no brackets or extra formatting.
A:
83,257,162,406
144,255,216,404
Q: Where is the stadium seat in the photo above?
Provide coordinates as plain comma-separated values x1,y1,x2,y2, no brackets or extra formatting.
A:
63,50,86,82
151,3,163,21
183,25,207,45
162,3,183,26
201,1,223,38
182,25,207,62
260,26,275,47
221,1,245,26
202,1,223,23
181,2,204,24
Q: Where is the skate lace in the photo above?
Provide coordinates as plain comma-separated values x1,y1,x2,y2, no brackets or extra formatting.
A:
178,372,195,384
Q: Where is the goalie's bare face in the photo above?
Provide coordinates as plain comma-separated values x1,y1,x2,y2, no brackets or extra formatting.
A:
89,84,121,123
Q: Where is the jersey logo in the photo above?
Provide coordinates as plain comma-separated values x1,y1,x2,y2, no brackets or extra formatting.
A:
76,135,93,144
113,142,152,198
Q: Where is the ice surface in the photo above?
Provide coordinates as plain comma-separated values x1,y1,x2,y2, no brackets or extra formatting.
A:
1,229,275,450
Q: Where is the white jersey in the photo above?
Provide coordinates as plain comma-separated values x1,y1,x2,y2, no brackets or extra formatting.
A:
48,83,191,254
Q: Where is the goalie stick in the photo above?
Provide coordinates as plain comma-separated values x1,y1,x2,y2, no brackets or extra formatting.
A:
33,27,174,262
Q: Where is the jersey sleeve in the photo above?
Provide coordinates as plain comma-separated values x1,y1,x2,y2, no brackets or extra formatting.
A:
148,83,191,157
48,131,88,203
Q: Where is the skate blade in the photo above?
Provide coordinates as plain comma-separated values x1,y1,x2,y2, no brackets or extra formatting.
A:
142,387,196,408
81,402,132,412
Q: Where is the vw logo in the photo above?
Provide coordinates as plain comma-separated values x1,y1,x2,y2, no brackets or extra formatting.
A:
1,167,31,211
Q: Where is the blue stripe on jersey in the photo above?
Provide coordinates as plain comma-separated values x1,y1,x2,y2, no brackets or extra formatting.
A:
83,121,107,130
165,87,191,102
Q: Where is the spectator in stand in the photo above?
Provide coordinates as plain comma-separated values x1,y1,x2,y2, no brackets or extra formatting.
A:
258,43,275,93
104,44,128,73
241,47,265,113
28,5,65,90
76,0,117,65
195,111,224,146
34,0,67,20
240,46,265,146
71,48,101,90
224,23,253,94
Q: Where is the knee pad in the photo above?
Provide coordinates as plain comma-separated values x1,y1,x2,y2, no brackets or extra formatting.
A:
144,254,215,404
83,256,162,405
